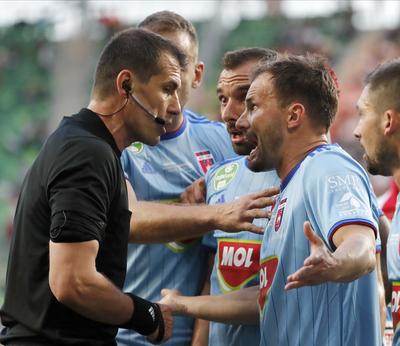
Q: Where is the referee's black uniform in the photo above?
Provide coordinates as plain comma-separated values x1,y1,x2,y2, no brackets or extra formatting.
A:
0,109,131,345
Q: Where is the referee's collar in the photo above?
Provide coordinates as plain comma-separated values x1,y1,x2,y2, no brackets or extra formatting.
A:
72,108,121,157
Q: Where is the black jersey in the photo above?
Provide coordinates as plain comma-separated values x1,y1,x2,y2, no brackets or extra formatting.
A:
0,109,131,345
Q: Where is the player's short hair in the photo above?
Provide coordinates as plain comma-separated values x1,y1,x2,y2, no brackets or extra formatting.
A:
93,28,186,99
365,58,400,113
138,11,198,49
252,53,338,131
223,48,278,70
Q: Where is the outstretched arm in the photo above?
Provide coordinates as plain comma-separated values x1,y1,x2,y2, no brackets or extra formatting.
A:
285,221,376,290
159,286,259,325
127,180,279,243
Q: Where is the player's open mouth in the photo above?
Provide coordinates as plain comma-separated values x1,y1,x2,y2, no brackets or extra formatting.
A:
229,129,246,144
248,135,259,161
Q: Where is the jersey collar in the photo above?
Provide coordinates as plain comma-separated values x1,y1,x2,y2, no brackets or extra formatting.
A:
72,108,121,157
280,144,332,191
160,112,187,140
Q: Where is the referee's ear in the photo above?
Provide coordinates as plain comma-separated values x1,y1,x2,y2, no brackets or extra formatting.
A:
116,69,134,98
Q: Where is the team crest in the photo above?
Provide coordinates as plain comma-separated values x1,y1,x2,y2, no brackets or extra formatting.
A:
213,163,239,191
128,142,144,154
195,150,215,173
217,239,261,293
274,198,287,232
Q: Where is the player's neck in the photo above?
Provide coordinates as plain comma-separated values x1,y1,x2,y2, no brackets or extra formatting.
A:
278,135,328,180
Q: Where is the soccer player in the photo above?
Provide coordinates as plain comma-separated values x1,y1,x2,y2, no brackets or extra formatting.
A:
161,54,383,345
117,11,236,346
200,48,279,346
353,58,400,346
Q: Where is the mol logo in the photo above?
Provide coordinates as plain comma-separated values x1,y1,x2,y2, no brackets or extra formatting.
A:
392,282,400,331
217,239,261,293
258,256,278,315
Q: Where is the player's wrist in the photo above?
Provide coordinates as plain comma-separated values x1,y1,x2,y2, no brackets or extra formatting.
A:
329,253,344,282
211,204,229,230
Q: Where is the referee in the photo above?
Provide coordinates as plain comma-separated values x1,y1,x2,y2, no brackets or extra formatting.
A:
0,28,186,345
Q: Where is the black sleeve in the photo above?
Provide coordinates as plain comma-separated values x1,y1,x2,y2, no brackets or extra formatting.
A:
47,137,117,243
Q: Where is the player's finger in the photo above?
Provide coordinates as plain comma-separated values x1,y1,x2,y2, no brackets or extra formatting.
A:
303,253,323,266
194,186,206,203
240,222,265,234
303,221,323,246
249,187,280,200
179,190,190,203
244,209,270,220
285,280,309,290
161,288,171,297
287,265,314,283
248,196,277,209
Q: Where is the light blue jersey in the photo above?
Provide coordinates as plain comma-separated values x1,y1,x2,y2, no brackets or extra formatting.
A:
387,193,400,345
259,144,381,346
203,156,280,346
117,110,236,346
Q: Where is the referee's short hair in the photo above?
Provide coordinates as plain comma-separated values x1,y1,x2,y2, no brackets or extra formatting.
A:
93,28,187,99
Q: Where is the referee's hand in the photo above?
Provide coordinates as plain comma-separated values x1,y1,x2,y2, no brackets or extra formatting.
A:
215,186,279,234
147,304,173,344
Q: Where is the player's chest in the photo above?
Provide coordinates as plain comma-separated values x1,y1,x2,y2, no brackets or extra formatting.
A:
261,190,307,258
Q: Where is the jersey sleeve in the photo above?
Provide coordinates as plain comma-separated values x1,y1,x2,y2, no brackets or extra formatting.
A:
370,188,383,252
47,138,118,244
303,151,378,251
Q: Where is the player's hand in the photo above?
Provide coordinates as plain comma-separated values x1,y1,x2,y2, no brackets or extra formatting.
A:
146,304,173,344
215,187,279,234
285,221,338,290
159,289,187,315
180,177,206,204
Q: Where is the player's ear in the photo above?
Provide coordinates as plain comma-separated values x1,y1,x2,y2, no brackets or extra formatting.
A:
192,62,204,89
383,108,400,137
287,103,305,129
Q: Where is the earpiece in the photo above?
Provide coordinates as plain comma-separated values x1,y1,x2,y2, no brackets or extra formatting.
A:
121,79,166,126
122,80,132,95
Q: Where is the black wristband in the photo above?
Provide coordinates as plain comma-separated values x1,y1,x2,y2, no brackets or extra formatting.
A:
120,293,161,336
153,303,165,344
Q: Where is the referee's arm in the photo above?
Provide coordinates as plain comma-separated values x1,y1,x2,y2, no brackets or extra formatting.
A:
48,240,172,343
127,180,279,243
